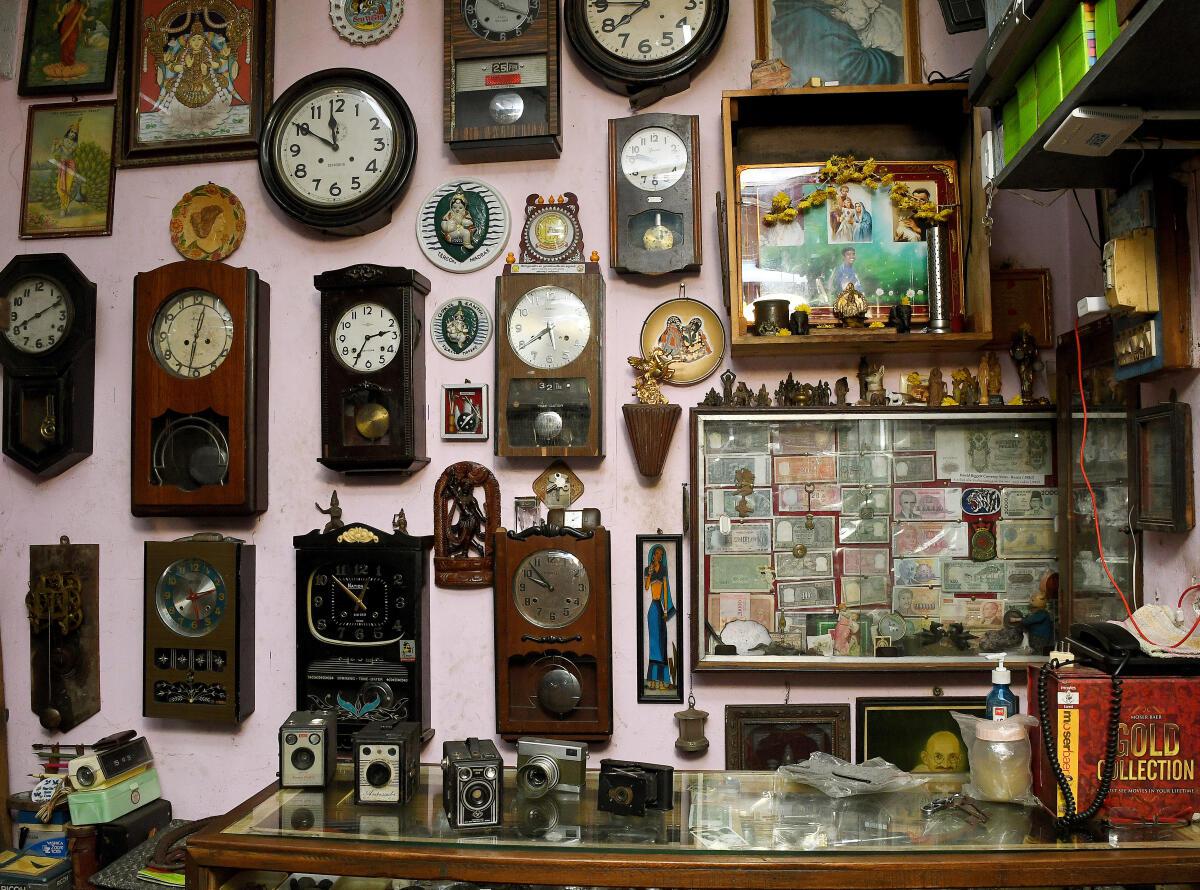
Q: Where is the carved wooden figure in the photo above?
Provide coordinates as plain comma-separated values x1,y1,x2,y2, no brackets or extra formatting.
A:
433,461,500,588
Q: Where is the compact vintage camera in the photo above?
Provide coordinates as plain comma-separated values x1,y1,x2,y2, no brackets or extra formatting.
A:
597,759,674,816
515,737,587,799
441,738,503,829
279,710,337,788
68,732,153,790
354,719,421,805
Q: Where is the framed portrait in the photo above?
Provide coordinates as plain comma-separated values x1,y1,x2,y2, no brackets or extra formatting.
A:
989,268,1053,348
753,0,920,87
855,696,1006,772
19,0,121,96
1133,400,1194,533
636,533,684,703
118,0,275,167
21,100,116,239
735,161,962,329
442,382,488,441
725,704,850,768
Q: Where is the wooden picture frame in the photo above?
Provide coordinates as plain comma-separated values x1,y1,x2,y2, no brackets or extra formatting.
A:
19,0,121,96
752,0,920,86
725,704,850,769
118,0,274,167
856,696,996,770
989,268,1053,348
20,100,116,239
442,382,488,441
636,534,684,703
1133,398,1194,533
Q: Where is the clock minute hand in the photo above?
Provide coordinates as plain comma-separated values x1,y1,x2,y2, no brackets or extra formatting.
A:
333,576,368,611
16,297,63,331
614,0,650,28
296,122,337,150
528,564,555,591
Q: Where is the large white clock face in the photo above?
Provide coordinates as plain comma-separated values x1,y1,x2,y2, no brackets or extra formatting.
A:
273,85,398,208
3,276,72,355
621,126,687,191
463,0,541,40
331,301,401,373
513,549,590,629
585,0,709,62
151,290,234,379
507,286,590,370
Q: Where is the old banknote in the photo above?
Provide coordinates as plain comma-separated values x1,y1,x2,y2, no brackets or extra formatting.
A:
893,455,936,483
706,454,772,487
702,421,771,454
706,487,774,519
773,516,836,551
1000,488,1058,520
772,422,836,455
893,557,941,586
774,454,837,484
837,420,889,453
996,520,1057,558
893,585,940,618
892,419,937,451
838,516,890,544
708,554,774,592
705,522,772,554
778,483,842,512
778,580,837,610
934,425,1053,482
837,453,892,485
1004,560,1057,601
894,487,962,521
841,547,890,575
940,594,1004,628
708,593,775,631
893,522,968,558
841,575,890,607
941,560,1007,592
776,551,835,579
840,487,891,516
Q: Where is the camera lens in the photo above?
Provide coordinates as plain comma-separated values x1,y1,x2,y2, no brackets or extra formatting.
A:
464,779,493,811
291,747,316,771
366,761,392,788
516,755,560,799
75,766,96,787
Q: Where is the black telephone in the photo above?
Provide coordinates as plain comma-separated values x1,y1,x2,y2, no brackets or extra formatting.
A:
1068,622,1200,676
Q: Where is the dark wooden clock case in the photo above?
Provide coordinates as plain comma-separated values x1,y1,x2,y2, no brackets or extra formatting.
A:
443,0,562,161
131,261,269,516
316,265,429,475
143,536,255,725
293,521,433,750
0,254,95,477
493,525,613,741
609,113,702,276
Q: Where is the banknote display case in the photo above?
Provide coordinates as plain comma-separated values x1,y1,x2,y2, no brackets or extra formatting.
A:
690,406,1059,671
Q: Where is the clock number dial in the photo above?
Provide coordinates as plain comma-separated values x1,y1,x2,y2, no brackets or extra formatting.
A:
151,290,234,379
331,301,401,373
307,563,407,646
4,276,73,355
621,126,687,192
512,549,590,629
156,558,228,638
507,286,590,370
463,0,541,40
585,0,708,62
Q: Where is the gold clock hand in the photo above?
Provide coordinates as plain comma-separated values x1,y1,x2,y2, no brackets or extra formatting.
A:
333,576,368,611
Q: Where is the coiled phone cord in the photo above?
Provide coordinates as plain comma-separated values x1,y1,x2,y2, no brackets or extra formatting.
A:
1037,657,1126,831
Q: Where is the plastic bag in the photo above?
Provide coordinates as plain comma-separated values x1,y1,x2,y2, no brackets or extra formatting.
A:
951,711,1040,805
776,752,925,798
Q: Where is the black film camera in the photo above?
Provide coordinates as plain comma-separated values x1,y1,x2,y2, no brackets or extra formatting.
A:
442,737,503,829
596,758,674,816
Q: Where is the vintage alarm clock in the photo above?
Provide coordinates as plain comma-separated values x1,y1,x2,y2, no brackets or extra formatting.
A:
608,114,702,275
131,261,269,516
0,254,96,477
316,265,429,474
143,534,255,724
493,523,612,741
294,509,433,751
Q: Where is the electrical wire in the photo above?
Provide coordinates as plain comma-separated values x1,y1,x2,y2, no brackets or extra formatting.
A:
1071,190,1102,252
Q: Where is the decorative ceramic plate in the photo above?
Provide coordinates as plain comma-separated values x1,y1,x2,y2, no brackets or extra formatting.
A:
640,296,725,385
329,0,403,45
430,297,493,361
170,183,246,262
416,179,510,273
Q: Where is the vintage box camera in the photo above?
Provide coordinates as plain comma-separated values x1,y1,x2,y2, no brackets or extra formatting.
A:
516,737,588,798
279,710,337,788
442,737,503,829
597,759,674,816
354,719,421,805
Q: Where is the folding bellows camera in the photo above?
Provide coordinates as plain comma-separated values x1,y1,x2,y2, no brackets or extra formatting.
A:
597,758,674,816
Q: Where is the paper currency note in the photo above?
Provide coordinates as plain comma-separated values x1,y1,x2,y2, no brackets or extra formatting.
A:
705,522,772,554
841,547,890,575
1004,560,1057,601
838,516,890,544
892,420,937,451
893,522,968,558
708,554,774,592
772,422,836,455
837,453,891,485
942,560,1007,592
841,575,890,606
964,597,1005,628
702,421,771,454
894,487,962,521
708,592,775,633
776,551,835,579
706,487,774,519
935,425,1053,482
778,483,841,512
1000,488,1058,520
841,487,891,517
837,420,889,453
778,580,837,610
894,585,940,617
774,454,837,484
706,454,772,487
773,516,835,551
996,520,1057,558
893,455,936,483
894,557,942,586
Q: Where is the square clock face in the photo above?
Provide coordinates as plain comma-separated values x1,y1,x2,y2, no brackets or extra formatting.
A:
306,560,409,646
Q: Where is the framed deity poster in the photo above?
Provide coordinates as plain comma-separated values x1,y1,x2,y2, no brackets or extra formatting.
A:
19,0,121,96
636,534,684,703
21,100,116,239
118,0,274,167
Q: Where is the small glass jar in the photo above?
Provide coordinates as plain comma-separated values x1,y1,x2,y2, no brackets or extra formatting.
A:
970,719,1032,803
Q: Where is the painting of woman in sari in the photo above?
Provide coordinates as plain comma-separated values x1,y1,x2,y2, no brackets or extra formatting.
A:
638,536,683,703
19,0,119,96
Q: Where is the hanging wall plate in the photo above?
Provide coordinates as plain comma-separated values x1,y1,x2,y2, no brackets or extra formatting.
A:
416,180,510,273
330,0,404,44
170,184,247,262
430,297,493,361
639,294,724,385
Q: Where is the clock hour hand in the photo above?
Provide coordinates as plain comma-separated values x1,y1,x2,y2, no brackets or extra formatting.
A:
528,564,554,591
524,325,552,348
295,122,337,150
15,297,63,331
188,307,205,369
483,0,528,14
328,114,340,150
333,576,368,611
352,330,386,367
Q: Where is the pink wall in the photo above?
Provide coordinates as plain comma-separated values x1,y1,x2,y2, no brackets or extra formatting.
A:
0,0,1101,818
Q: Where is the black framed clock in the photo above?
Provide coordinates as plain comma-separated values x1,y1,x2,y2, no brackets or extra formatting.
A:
294,515,434,751
316,264,429,475
0,254,95,477
609,113,702,275
259,68,418,237
144,534,255,725
564,0,729,108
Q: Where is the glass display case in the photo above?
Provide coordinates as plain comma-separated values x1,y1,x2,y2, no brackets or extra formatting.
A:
689,407,1059,671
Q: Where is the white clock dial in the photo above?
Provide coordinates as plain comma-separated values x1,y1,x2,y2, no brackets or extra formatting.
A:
274,85,398,208
463,0,540,40
513,549,590,629
621,126,687,191
331,301,401,373
151,290,234,379
586,0,708,62
3,276,72,355
508,286,590,370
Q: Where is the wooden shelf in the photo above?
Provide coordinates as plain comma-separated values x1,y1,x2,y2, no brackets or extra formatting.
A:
970,0,1092,108
730,330,991,356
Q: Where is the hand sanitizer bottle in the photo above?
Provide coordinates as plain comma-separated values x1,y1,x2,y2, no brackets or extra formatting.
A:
984,653,1017,720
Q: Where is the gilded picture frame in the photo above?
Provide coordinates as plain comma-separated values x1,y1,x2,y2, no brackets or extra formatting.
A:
725,704,850,769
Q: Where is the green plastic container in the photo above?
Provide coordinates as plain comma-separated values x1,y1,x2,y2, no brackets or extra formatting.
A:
1035,43,1063,125
1002,97,1022,162
1017,69,1038,145
66,767,161,826
1095,0,1119,55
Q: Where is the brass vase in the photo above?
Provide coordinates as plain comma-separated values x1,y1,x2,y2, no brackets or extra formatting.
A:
622,403,682,477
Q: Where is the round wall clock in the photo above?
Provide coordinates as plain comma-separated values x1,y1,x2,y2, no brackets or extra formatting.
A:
155,557,228,637
170,183,246,262
639,296,724,385
330,0,403,44
259,68,418,237
430,297,493,360
416,180,510,273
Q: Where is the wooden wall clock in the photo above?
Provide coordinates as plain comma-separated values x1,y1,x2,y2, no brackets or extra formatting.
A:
143,534,255,725
316,264,429,475
131,261,269,516
493,523,613,741
609,114,702,275
443,0,561,162
0,254,95,477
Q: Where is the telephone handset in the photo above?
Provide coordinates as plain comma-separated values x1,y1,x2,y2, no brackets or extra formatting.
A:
1068,622,1200,676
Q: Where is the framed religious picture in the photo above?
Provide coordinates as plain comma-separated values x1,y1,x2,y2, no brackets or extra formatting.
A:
442,382,488,441
636,533,683,704
19,0,121,96
752,0,920,87
724,704,850,769
118,0,275,167
855,696,1000,772
20,100,116,239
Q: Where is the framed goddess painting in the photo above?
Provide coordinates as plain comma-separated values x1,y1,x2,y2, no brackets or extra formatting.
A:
637,534,684,703
19,0,121,96
21,100,116,239
119,0,275,167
